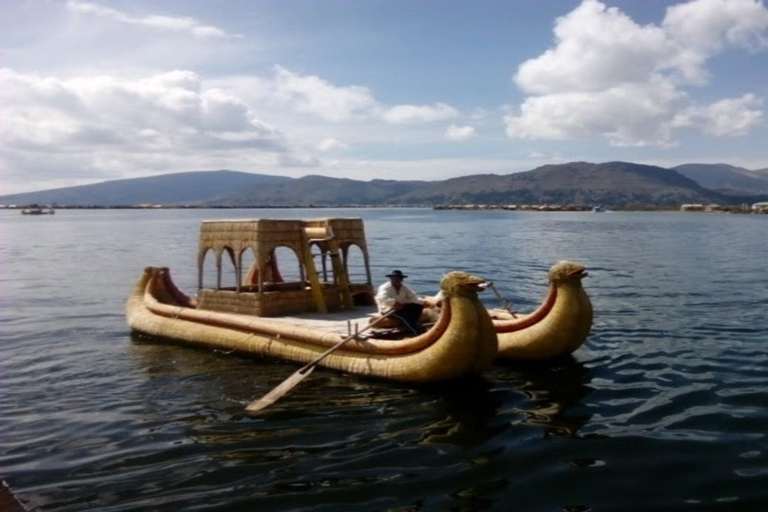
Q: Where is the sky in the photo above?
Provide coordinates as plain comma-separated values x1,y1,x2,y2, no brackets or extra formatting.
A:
1,0,768,194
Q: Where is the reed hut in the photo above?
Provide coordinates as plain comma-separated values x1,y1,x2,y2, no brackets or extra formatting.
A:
197,218,374,316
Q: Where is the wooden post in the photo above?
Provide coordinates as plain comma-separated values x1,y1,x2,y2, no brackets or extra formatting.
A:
363,244,373,285
300,234,327,314
215,249,222,290
257,250,267,296
197,249,205,290
328,237,353,308
235,249,242,292
321,247,329,281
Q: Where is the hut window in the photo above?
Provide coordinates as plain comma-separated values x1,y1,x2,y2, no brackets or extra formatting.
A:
310,241,337,284
272,246,303,283
344,244,369,284
220,246,238,290
241,248,258,287
200,249,219,290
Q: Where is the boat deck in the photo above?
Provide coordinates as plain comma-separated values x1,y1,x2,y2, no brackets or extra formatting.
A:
261,305,380,335
261,306,517,335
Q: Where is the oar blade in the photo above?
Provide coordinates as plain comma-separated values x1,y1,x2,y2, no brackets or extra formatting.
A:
245,365,315,414
244,309,396,415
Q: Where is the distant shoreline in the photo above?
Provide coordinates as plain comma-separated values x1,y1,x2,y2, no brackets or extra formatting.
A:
1,204,763,214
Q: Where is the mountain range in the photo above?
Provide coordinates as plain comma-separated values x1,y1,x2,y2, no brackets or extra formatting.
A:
2,162,767,208
672,164,768,194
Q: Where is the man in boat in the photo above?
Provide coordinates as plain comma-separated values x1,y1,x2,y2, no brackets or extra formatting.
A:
376,270,434,335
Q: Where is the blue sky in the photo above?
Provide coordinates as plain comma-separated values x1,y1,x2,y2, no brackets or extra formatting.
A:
1,0,767,194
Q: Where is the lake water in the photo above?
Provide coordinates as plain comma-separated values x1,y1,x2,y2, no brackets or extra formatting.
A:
1,208,767,511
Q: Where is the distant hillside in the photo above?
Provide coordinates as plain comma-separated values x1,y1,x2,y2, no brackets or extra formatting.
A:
398,161,724,206
217,175,427,206
2,162,766,208
184,162,736,207
673,164,768,194
0,170,291,206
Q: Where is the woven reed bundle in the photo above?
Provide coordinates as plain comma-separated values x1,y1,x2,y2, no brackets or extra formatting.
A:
199,289,309,317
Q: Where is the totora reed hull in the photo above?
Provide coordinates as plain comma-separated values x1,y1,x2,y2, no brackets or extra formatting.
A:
127,267,498,382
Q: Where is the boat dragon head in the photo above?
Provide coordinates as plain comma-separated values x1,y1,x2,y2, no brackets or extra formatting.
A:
440,271,487,299
548,260,588,286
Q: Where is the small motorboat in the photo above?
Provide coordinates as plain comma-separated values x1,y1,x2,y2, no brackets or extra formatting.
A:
21,205,55,215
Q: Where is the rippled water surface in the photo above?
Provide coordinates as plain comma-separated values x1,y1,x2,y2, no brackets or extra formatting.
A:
1,209,767,511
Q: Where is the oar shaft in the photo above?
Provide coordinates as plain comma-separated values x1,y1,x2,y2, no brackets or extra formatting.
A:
490,283,518,318
298,310,393,371
246,308,397,413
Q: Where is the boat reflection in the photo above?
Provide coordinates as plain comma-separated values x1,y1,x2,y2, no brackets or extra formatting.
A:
398,357,594,446
128,333,594,450
408,376,507,447
495,356,594,438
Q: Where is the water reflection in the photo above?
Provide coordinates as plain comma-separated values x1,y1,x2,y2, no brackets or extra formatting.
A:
407,377,506,446
129,333,594,447
129,333,506,447
126,333,600,510
128,334,516,509
494,356,595,438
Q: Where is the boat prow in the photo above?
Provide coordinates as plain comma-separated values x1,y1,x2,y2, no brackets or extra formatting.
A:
127,266,498,382
491,261,593,360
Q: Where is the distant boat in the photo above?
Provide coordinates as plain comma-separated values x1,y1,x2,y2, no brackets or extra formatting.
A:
21,206,55,215
591,205,604,213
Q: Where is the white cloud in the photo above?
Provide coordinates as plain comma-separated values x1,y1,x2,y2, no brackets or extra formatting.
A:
515,0,672,95
382,102,459,124
0,63,478,193
664,0,768,53
444,125,476,141
236,67,460,128
0,68,287,189
675,93,763,136
316,137,349,152
505,0,768,146
272,66,377,122
0,68,284,147
66,1,236,39
506,80,686,147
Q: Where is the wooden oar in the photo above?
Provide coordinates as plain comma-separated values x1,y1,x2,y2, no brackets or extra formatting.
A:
487,283,518,319
245,309,397,413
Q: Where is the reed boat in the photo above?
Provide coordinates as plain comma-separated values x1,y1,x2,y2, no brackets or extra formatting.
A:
126,218,498,382
488,261,593,360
